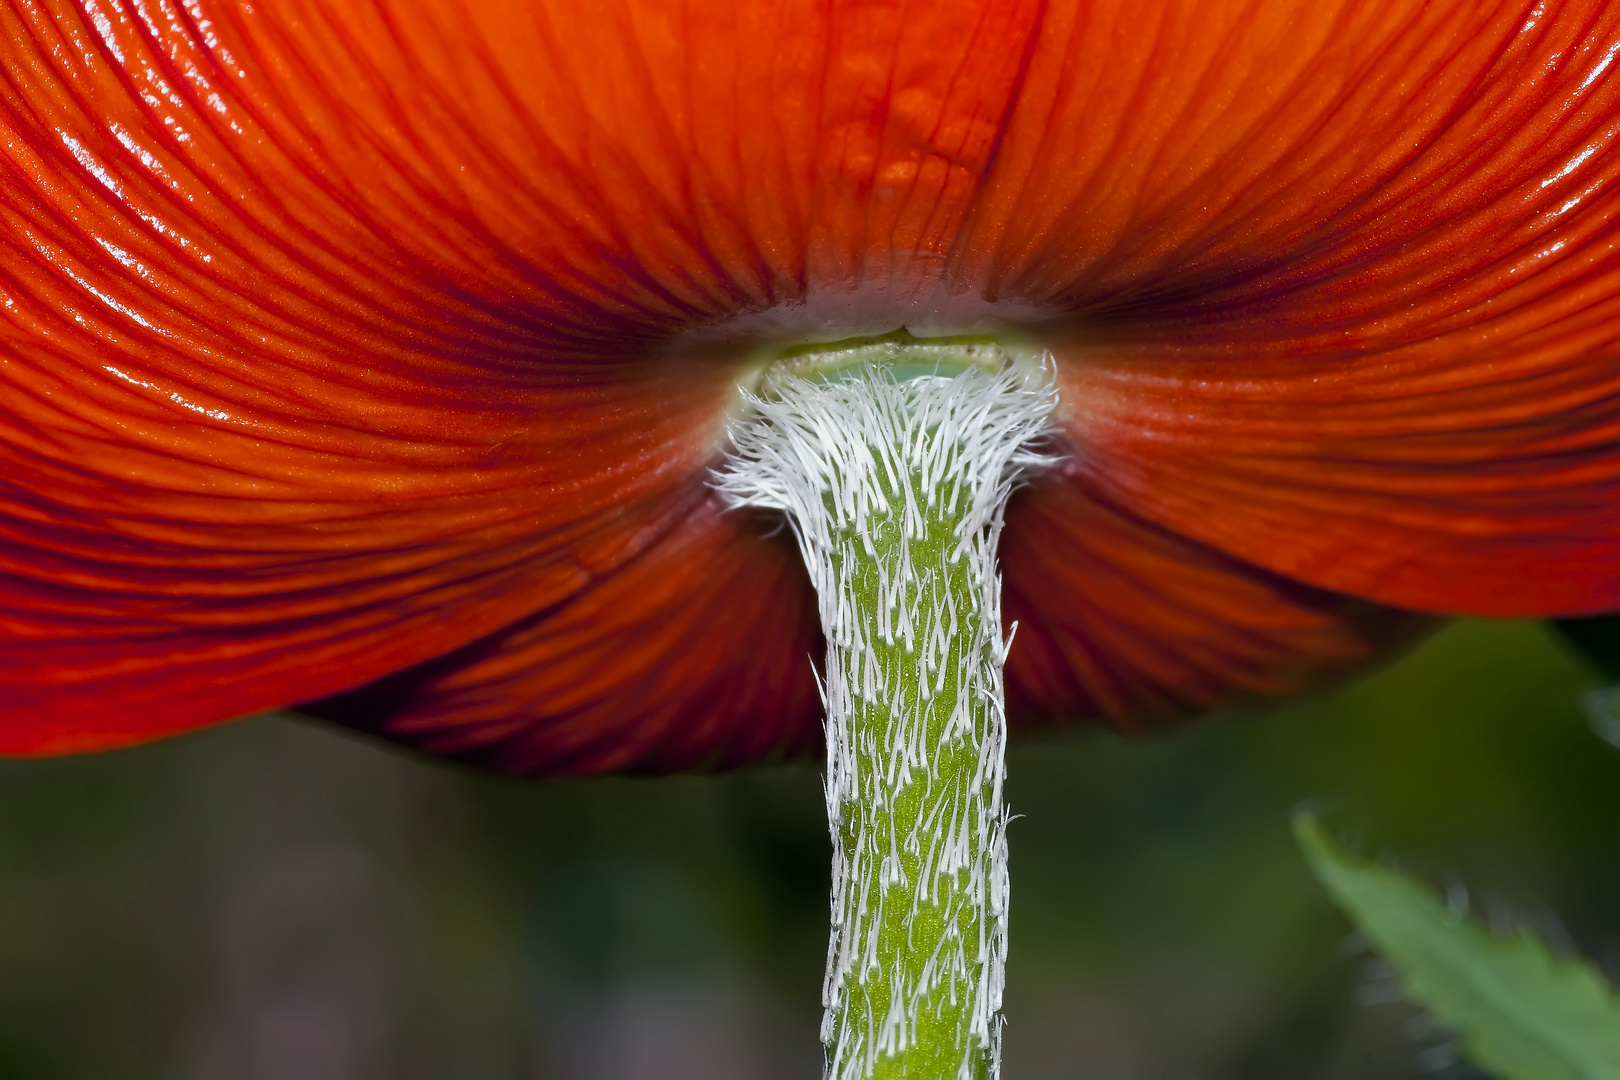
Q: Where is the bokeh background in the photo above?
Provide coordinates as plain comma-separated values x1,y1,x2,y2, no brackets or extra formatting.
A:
1,619,1617,1079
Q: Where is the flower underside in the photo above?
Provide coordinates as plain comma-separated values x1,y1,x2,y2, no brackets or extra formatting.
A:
3,0,1619,782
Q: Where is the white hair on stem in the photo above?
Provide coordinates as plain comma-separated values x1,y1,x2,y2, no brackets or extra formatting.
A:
717,350,1058,1080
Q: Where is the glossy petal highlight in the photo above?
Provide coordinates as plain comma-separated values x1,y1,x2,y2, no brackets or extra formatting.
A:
969,0,1620,613
0,0,1616,767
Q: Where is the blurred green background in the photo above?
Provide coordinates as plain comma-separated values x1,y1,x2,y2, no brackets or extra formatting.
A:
0,619,1617,1079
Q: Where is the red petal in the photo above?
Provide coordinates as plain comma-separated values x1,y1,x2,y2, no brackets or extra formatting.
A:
1055,327,1620,618
0,360,732,751
301,488,824,777
1001,470,1430,728
0,0,1053,750
302,470,1425,776
961,0,1620,613
4,0,1617,764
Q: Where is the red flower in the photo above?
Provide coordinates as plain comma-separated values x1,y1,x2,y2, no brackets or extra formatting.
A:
2,0,1616,773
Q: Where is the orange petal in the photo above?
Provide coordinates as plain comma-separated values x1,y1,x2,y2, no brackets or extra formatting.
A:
1055,324,1620,618
302,489,824,776
0,0,1050,748
963,0,1620,613
3,0,1616,764
304,468,1427,777
1001,470,1430,730
0,359,731,750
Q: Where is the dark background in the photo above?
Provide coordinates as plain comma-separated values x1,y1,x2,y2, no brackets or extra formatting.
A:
0,619,1616,1079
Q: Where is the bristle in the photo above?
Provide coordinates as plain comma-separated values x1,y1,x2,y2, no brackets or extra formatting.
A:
717,358,1058,1080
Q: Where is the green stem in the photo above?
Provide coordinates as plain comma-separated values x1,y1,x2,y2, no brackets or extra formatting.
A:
719,336,1056,1080
823,432,1004,1080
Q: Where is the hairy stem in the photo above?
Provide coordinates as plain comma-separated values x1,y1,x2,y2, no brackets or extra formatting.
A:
719,337,1056,1080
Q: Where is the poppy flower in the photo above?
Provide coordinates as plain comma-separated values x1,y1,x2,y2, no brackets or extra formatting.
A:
3,0,1618,772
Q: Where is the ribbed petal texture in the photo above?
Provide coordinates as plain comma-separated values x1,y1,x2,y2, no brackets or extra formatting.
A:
1,0,1615,768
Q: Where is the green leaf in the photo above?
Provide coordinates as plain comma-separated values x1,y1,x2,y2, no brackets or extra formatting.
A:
1294,813,1620,1080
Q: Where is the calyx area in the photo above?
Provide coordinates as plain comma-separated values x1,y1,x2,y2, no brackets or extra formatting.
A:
717,338,1058,1080
763,329,1049,386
